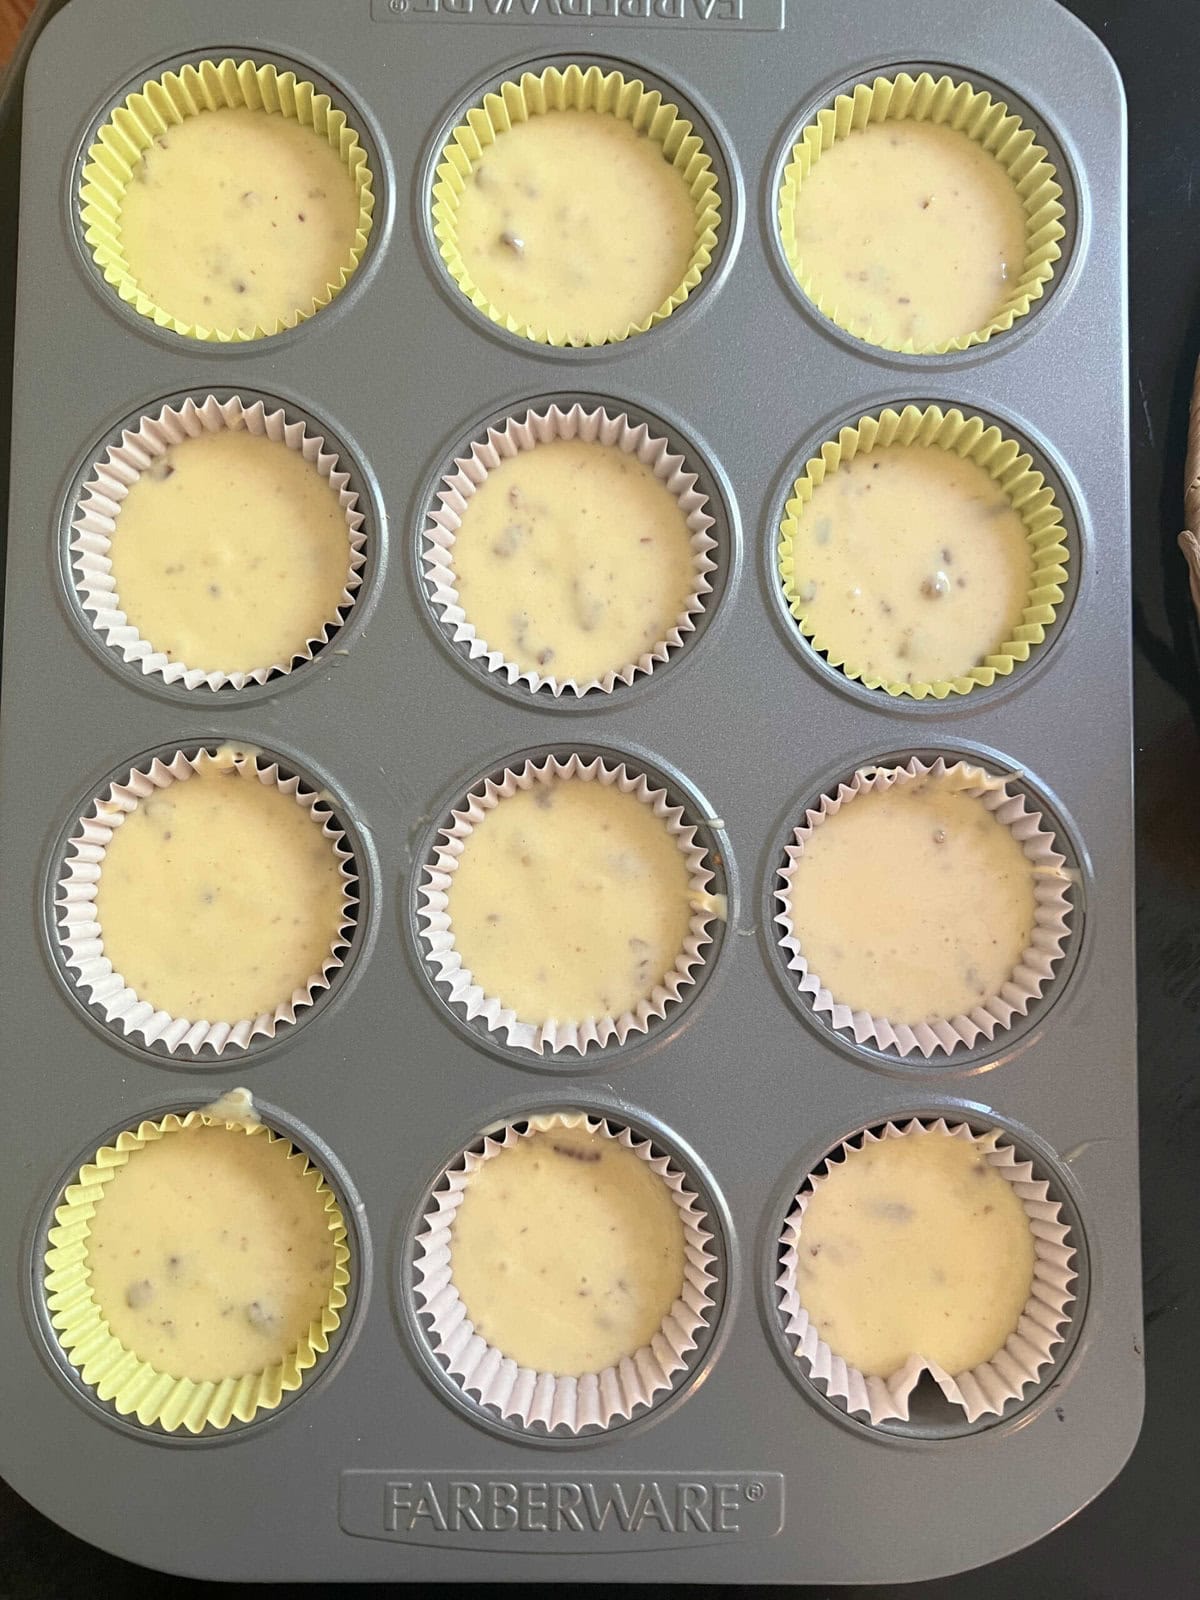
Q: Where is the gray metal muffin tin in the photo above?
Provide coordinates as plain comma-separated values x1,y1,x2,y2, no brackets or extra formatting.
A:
0,0,1140,1583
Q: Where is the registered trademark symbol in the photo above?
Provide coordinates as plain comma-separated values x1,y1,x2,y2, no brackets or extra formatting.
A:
745,1481,765,1501
389,0,408,11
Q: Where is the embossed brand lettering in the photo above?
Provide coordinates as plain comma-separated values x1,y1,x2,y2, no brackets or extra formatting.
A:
372,0,783,30
384,1477,753,1534
345,1470,785,1548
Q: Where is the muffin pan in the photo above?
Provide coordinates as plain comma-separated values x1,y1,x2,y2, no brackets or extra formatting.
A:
0,0,1139,1584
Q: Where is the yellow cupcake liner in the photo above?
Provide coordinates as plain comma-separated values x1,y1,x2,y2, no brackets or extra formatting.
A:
43,1092,350,1434
432,64,721,347
778,72,1066,354
80,58,375,342
778,404,1070,700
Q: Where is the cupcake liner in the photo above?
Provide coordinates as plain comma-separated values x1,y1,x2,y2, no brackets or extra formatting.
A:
70,395,368,691
774,757,1074,1058
418,752,719,1055
80,58,375,341
55,745,357,1055
432,63,721,347
778,72,1065,354
778,404,1070,700
414,1111,718,1434
777,1118,1076,1425
423,403,717,696
43,1091,350,1434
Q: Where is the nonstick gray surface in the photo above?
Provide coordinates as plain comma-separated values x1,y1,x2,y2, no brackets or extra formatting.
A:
0,0,1140,1583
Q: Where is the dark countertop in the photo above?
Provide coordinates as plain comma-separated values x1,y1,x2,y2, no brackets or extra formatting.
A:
1,0,1197,1594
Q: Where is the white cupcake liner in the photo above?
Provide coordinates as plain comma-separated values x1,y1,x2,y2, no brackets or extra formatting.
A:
774,757,1074,1058
414,1111,718,1434
55,745,357,1055
70,395,368,691
422,403,717,696
777,1118,1077,1426
418,752,719,1055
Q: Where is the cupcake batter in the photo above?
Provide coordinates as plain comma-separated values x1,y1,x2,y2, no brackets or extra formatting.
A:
787,770,1035,1022
789,118,1028,348
796,1129,1036,1376
86,1121,338,1383
787,444,1033,685
94,750,346,1020
117,104,362,332
445,777,696,1022
451,438,696,681
449,1121,686,1374
453,109,697,341
110,427,353,674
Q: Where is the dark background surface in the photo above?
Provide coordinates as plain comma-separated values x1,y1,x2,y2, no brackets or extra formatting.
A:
1,0,1197,1594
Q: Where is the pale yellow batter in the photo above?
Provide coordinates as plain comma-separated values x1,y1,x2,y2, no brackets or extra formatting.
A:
445,778,695,1021
450,1121,686,1375
789,772,1035,1022
797,1130,1036,1376
790,119,1028,348
118,105,362,332
86,1121,338,1383
451,439,696,680
788,444,1032,685
453,110,696,341
111,428,353,674
95,751,345,1020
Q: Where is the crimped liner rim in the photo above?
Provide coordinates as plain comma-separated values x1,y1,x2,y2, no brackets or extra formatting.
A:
774,757,1074,1058
43,1106,350,1434
414,1111,717,1434
777,1118,1076,1425
432,64,722,347
423,403,717,697
80,57,375,342
778,72,1066,355
55,746,358,1055
70,395,368,691
418,752,716,1055
777,404,1070,700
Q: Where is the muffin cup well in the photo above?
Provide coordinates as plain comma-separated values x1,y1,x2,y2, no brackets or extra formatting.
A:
423,402,717,696
414,1111,717,1435
55,745,357,1055
777,1118,1076,1426
417,752,719,1056
777,404,1070,700
774,757,1074,1058
432,63,721,347
43,1091,351,1434
80,58,375,342
778,72,1065,354
70,395,368,691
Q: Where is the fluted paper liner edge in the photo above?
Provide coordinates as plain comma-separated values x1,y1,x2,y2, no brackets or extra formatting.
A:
774,757,1074,1058
778,405,1070,700
778,72,1065,355
418,752,717,1055
71,395,368,691
423,403,717,696
777,1118,1076,1425
56,746,357,1055
43,1093,350,1434
80,58,375,342
432,63,721,347
414,1111,717,1434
